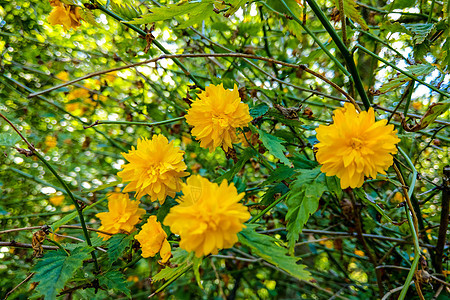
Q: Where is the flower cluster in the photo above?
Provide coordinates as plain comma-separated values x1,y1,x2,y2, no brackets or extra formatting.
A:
164,175,250,257
185,84,253,152
117,135,189,204
315,103,400,189
135,216,171,263
48,0,83,31
96,192,146,240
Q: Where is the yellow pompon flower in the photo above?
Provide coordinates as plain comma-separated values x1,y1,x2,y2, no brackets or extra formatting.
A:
117,135,189,203
315,103,400,189
49,194,64,206
67,88,90,101
44,136,57,148
185,84,253,152
48,4,82,31
56,71,69,81
96,192,146,240
135,216,171,263
164,175,250,257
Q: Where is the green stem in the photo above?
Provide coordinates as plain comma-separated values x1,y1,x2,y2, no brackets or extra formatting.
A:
248,193,289,224
91,1,203,89
427,0,436,23
305,0,371,110
355,44,450,98
32,150,100,272
396,147,420,300
46,238,70,255
273,0,350,77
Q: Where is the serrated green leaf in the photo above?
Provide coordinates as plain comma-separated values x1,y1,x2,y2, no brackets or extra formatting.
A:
421,101,450,128
110,0,142,21
127,1,214,29
266,0,304,42
107,233,134,267
238,224,311,280
255,128,292,167
32,247,92,300
335,0,368,30
225,0,248,16
249,103,269,118
152,249,193,282
265,165,296,185
379,64,435,93
80,9,97,26
403,23,435,44
354,188,393,223
261,183,289,206
286,167,326,252
0,133,20,147
99,270,131,298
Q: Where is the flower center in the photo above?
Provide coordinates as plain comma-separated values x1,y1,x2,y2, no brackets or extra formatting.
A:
212,114,230,128
350,137,364,150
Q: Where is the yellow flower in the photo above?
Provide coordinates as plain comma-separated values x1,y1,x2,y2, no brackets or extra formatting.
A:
354,249,365,257
164,175,250,257
96,192,146,240
44,136,57,149
67,88,90,101
49,194,64,206
392,192,404,204
56,71,69,81
117,135,189,204
135,215,171,263
412,101,423,110
316,103,400,189
48,3,82,31
185,84,253,152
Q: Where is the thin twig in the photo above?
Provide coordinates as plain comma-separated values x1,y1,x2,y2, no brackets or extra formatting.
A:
3,272,35,299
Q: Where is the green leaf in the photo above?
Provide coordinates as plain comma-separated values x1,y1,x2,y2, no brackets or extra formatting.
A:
128,1,215,29
249,103,269,118
354,188,393,223
99,270,132,298
0,133,20,147
51,211,77,232
238,224,311,281
379,64,435,94
420,101,450,129
107,233,134,267
255,127,293,167
32,247,92,299
109,0,142,21
265,165,296,185
286,167,327,252
335,0,369,30
225,0,248,17
152,249,193,282
80,9,97,26
266,0,304,42
261,183,289,206
403,23,435,44
192,256,203,289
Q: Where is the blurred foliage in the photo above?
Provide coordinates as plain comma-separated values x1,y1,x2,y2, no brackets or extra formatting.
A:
0,0,449,299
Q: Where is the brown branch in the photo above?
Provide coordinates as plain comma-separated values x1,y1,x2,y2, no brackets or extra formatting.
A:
4,272,35,299
0,241,58,250
0,225,114,236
